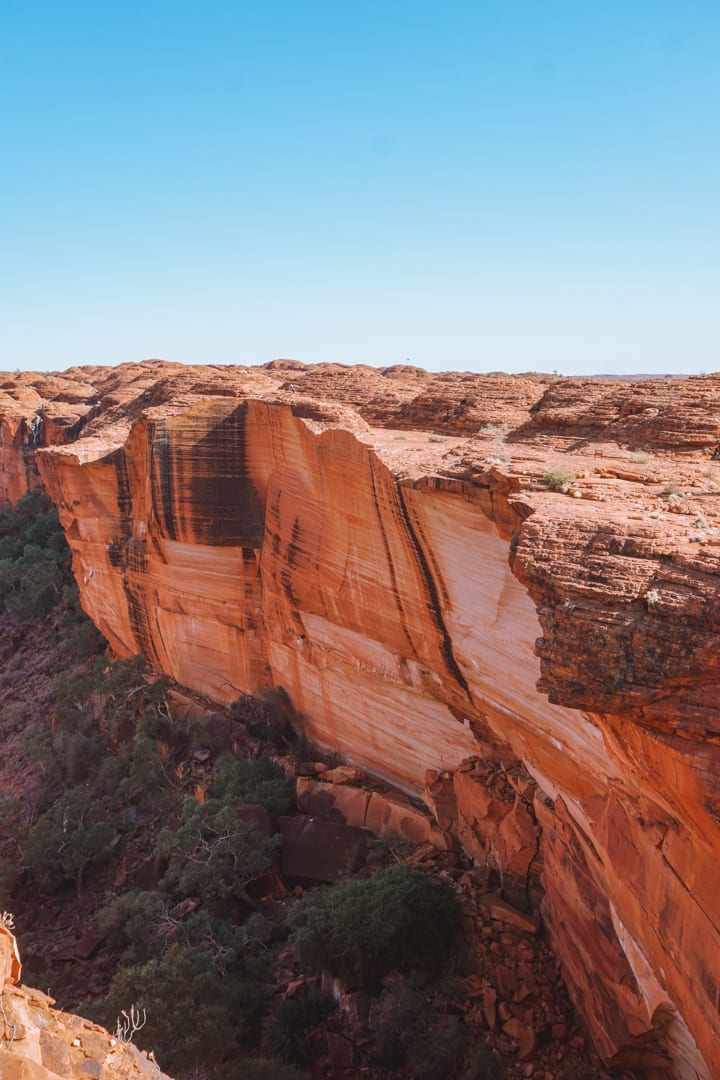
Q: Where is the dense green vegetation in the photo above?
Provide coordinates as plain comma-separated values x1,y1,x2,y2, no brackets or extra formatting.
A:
94,755,292,1075
1,644,296,1077
0,491,70,617
2,657,176,897
289,863,460,989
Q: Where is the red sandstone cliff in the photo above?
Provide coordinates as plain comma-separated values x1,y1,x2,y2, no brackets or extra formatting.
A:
2,361,719,1078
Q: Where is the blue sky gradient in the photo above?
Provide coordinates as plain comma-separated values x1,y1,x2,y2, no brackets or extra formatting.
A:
1,1,718,374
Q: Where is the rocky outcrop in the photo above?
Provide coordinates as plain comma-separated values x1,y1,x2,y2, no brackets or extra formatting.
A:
1,361,719,1077
521,373,720,451
274,364,552,434
0,922,169,1080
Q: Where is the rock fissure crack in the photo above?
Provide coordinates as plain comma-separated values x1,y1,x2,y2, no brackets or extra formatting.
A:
396,484,473,701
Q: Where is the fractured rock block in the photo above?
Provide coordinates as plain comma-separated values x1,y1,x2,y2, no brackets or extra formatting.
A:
365,790,449,849
279,815,369,882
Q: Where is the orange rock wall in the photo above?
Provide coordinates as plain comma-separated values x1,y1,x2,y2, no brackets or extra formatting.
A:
32,393,720,1079
0,413,33,504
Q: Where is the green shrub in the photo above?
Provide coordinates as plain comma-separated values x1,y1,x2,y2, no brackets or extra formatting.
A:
96,946,268,1076
102,889,258,976
52,665,96,711
266,991,334,1065
114,732,172,810
372,982,422,1067
52,728,106,785
156,798,279,908
289,864,460,988
224,1060,308,1080
59,581,107,658
542,466,576,491
373,982,467,1079
0,492,62,552
209,753,293,816
49,660,171,809
26,787,116,895
0,493,71,617
365,831,414,867
0,545,65,615
100,889,172,965
61,612,107,659
230,690,292,745
177,908,252,969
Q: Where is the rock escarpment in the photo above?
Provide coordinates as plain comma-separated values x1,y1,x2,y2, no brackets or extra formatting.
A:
2,361,719,1078
0,921,169,1080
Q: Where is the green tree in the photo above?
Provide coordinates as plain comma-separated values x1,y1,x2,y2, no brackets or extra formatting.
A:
98,946,268,1076
289,864,460,988
0,492,71,617
100,889,173,965
208,753,293,816
156,799,279,910
266,992,335,1065
25,787,116,896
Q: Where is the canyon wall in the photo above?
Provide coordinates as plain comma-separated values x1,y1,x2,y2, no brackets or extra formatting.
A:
3,362,720,1078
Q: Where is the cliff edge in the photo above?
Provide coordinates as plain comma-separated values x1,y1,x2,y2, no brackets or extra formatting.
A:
0,919,170,1079
3,360,719,1078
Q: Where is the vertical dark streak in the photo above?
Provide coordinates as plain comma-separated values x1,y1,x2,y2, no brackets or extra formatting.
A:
396,485,472,699
152,426,177,541
369,465,416,657
123,578,155,659
114,451,133,534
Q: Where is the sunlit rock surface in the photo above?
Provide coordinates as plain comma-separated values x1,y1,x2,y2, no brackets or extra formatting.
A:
0,923,170,1080
1,360,719,1077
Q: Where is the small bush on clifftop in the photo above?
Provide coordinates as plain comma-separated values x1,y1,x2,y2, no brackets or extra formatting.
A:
542,466,576,491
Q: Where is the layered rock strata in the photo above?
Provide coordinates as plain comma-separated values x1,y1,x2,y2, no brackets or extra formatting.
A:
1,362,719,1078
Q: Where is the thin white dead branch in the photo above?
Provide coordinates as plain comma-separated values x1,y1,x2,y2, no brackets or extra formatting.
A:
115,1003,147,1043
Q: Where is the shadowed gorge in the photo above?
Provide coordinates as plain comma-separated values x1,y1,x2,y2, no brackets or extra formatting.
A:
2,361,720,1078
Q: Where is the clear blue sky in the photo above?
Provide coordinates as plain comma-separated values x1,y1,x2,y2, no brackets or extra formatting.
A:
1,1,718,375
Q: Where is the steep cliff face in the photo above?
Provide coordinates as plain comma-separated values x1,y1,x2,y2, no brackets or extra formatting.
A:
512,506,720,1077
3,362,720,1077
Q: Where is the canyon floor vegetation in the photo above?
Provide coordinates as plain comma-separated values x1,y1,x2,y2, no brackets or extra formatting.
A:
0,495,606,1080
